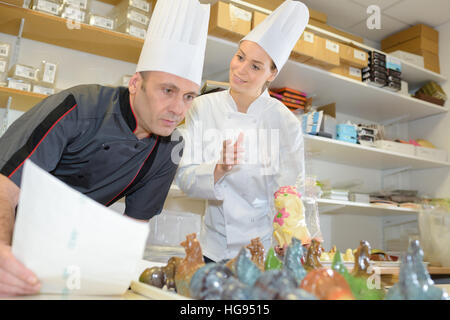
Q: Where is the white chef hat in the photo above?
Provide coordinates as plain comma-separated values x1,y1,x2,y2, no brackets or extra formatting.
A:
136,0,210,86
241,0,309,72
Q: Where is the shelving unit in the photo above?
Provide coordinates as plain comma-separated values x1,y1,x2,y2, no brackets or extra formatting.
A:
305,135,450,171
0,87,46,112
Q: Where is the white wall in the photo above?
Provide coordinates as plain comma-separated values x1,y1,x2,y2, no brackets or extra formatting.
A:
408,20,450,198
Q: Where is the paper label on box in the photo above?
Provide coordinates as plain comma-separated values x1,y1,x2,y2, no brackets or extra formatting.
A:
33,85,55,96
128,25,146,39
0,60,6,73
65,0,88,10
326,40,339,54
128,10,149,26
15,65,37,80
130,0,150,13
303,31,314,44
42,62,57,84
36,0,60,15
62,7,85,22
0,44,9,58
8,80,31,92
349,66,361,77
90,16,114,30
354,49,366,61
229,4,251,22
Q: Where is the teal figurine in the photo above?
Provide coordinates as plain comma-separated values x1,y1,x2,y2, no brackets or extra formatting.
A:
235,248,262,287
386,240,448,300
283,237,307,285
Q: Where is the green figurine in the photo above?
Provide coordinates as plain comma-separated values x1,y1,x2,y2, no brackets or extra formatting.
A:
265,247,283,270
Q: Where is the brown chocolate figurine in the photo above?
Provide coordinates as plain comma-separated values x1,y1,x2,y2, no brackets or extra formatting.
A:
304,238,323,272
246,237,265,271
174,233,205,297
352,240,372,278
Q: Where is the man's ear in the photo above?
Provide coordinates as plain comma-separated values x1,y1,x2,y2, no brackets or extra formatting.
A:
128,72,141,95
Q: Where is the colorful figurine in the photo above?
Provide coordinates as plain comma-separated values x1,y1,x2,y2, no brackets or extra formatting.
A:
264,247,283,271
246,237,265,272
283,237,307,285
352,240,372,278
386,240,448,300
174,233,205,297
235,247,262,287
189,263,234,300
304,238,323,271
273,186,311,248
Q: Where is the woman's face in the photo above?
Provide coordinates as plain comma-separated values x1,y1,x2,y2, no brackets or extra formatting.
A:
229,40,277,96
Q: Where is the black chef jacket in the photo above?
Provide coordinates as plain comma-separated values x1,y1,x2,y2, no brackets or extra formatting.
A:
0,84,183,220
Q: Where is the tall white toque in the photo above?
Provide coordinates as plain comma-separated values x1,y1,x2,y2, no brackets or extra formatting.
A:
136,0,210,86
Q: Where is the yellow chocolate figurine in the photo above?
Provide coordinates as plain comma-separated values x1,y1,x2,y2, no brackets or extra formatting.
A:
273,186,311,248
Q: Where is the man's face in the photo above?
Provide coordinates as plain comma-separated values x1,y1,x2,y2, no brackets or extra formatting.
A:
129,71,199,137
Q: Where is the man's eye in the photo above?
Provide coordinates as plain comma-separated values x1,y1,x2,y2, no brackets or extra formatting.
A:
252,64,260,71
163,88,172,94
185,95,194,101
237,54,243,61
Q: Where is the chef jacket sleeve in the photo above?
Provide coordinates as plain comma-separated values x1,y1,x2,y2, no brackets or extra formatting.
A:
275,109,306,196
175,101,225,201
0,92,80,187
124,153,179,220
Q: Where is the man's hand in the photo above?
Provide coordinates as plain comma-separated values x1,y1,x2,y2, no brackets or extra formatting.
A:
214,132,245,183
0,243,40,296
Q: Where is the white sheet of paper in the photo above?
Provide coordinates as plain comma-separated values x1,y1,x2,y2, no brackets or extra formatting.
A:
12,160,150,296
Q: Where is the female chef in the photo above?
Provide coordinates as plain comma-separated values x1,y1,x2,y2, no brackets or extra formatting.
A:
176,0,309,262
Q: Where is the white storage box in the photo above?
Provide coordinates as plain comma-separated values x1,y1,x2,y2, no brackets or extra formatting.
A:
415,146,448,162
374,140,415,156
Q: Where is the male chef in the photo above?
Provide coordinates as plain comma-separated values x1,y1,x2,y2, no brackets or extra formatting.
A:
0,0,210,296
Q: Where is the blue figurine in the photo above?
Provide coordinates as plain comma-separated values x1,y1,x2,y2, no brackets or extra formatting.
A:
189,263,234,300
283,237,307,285
386,240,448,300
235,247,262,287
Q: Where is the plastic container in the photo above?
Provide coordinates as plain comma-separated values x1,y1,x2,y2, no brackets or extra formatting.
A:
9,64,38,82
32,84,55,95
419,202,450,267
117,20,147,39
38,60,58,86
88,13,116,31
32,0,62,16
114,8,150,29
61,4,86,23
7,78,32,92
0,59,8,74
62,0,90,11
0,42,11,59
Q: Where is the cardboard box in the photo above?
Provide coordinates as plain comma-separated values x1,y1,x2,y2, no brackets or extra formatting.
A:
308,19,364,43
339,43,368,68
307,36,340,69
243,0,327,23
252,11,267,29
209,1,252,42
383,37,439,56
389,50,425,68
330,63,362,82
381,24,439,51
420,50,440,74
291,31,316,63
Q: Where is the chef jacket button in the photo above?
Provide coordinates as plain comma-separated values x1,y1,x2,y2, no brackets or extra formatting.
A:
102,144,110,151
134,143,140,149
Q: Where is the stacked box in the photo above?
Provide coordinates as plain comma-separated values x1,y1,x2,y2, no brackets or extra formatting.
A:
362,51,387,88
357,125,377,147
88,13,116,31
385,56,402,92
336,123,357,144
0,42,10,84
269,87,307,113
111,0,152,33
32,0,62,16
381,24,440,74
209,1,252,43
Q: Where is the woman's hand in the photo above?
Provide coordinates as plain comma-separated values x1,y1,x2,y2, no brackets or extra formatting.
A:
214,132,245,183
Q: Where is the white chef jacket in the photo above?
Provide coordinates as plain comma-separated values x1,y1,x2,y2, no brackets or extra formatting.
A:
175,89,306,261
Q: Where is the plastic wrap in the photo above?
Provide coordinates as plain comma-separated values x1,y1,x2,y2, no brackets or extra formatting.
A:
418,200,450,267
